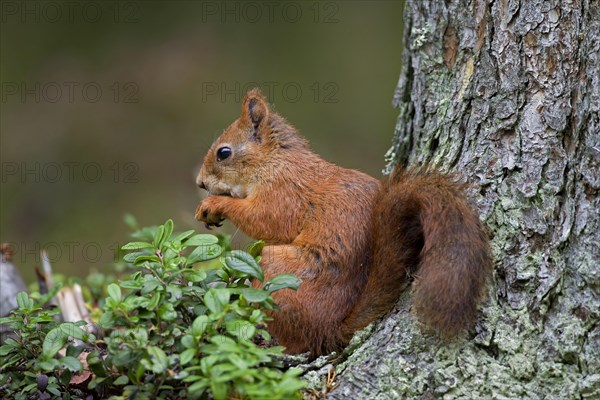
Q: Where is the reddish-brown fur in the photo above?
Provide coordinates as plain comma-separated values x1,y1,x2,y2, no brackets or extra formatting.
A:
195,88,492,356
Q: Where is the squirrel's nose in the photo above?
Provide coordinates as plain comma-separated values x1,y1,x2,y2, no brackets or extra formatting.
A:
197,180,206,190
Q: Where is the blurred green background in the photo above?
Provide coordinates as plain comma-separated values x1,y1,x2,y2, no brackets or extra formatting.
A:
1,0,404,282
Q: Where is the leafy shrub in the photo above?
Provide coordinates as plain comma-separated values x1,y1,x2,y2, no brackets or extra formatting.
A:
0,290,93,399
0,219,305,399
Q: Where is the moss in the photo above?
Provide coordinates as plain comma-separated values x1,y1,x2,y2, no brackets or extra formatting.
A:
580,374,600,399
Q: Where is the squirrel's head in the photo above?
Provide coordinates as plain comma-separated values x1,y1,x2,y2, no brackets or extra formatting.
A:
196,88,308,198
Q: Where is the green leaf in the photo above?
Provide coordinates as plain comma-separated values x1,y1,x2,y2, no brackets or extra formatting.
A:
181,335,196,349
278,368,307,392
179,348,196,366
107,283,121,302
172,229,195,243
167,285,183,301
188,244,223,264
0,344,14,356
207,268,229,283
146,292,161,310
225,319,256,340
241,288,270,303
210,379,229,400
43,327,68,358
124,213,137,229
247,240,265,258
192,315,209,337
203,288,230,314
133,254,161,265
60,323,86,340
2,336,19,346
188,379,208,395
66,344,84,358
60,356,83,372
185,234,219,246
46,383,62,397
209,334,237,347
163,219,174,244
264,274,302,292
182,373,203,382
163,248,179,263
16,291,31,310
175,370,190,380
222,250,264,281
153,225,165,249
225,353,248,370
121,242,154,250
203,290,221,314
38,359,60,372
184,269,207,283
145,346,168,373
98,311,114,328
158,303,177,321
119,279,143,290
141,278,162,294
123,251,146,263
113,375,129,386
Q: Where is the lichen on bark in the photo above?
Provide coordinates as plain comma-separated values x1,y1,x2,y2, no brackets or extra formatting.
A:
329,0,600,398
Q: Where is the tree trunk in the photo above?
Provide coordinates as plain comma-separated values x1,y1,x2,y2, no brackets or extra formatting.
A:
328,0,599,398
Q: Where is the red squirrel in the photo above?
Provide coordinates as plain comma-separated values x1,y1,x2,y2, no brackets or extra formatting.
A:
195,88,492,356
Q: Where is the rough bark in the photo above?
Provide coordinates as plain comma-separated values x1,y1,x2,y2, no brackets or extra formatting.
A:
328,0,600,398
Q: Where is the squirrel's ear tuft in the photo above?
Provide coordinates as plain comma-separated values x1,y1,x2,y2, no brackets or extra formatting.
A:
241,88,270,140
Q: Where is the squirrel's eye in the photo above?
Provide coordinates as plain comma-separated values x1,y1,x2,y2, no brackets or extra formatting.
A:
216,146,232,161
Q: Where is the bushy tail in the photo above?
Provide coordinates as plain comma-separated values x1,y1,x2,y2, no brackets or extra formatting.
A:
340,168,492,342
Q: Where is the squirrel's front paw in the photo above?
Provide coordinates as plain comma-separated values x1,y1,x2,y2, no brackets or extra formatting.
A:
195,197,226,229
